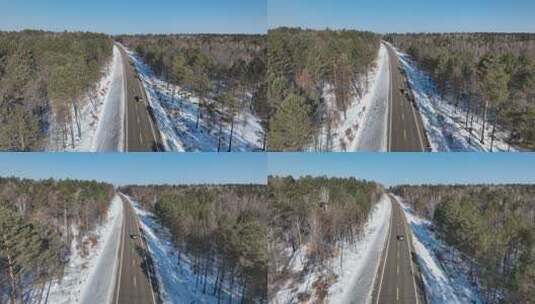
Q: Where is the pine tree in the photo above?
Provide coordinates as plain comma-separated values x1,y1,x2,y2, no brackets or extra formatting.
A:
268,93,312,151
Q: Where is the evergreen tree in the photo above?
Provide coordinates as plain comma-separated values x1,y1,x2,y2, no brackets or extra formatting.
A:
268,93,312,151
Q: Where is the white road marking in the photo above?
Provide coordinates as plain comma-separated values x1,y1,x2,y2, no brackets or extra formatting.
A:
410,100,426,151
133,276,137,288
114,200,126,304
128,202,157,304
121,48,129,152
388,46,394,152
135,71,159,149
394,196,420,304
375,197,393,304
403,129,407,141
397,287,399,302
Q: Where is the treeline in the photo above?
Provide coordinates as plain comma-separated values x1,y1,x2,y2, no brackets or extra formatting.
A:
0,30,113,151
117,34,268,150
0,177,114,304
268,176,383,299
267,28,380,151
392,184,535,303
120,184,268,303
386,33,535,150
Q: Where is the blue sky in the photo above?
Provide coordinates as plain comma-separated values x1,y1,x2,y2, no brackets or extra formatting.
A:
269,0,535,33
0,153,266,185
268,153,535,186
0,0,266,34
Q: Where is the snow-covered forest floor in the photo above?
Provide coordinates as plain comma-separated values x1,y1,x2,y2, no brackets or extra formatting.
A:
46,195,123,304
395,195,484,304
47,45,125,152
272,195,391,304
123,195,241,303
319,43,390,152
395,48,516,152
123,46,263,152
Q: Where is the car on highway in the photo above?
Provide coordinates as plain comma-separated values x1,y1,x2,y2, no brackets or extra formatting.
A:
397,234,405,241
130,233,139,239
134,95,142,103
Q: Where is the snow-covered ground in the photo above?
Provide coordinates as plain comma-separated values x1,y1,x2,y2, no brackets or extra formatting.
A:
122,195,240,303
47,194,123,304
48,45,125,152
319,44,390,152
272,194,392,304
394,46,516,152
394,195,484,304
121,45,263,152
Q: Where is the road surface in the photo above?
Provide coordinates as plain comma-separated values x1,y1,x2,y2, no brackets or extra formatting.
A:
372,195,424,304
117,45,163,152
113,196,157,304
384,43,428,152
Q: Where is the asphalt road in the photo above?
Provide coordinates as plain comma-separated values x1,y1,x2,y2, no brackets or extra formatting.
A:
113,197,157,304
384,43,428,152
373,195,423,304
117,45,163,152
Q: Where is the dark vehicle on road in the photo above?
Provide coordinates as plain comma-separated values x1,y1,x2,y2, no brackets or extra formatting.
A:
134,95,142,103
397,234,405,241
130,233,139,239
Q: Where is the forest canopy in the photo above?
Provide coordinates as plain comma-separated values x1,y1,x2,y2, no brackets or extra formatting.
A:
392,184,535,303
267,28,380,151
0,30,113,151
120,184,268,303
386,33,535,150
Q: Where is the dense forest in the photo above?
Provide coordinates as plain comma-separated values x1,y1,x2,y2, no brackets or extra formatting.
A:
386,33,535,150
267,28,380,151
268,176,383,300
0,30,113,151
392,184,535,303
0,177,114,304
120,184,268,303
117,34,268,150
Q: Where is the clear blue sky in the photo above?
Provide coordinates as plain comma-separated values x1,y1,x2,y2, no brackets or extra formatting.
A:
0,0,266,34
269,0,535,33
0,153,266,185
268,153,535,187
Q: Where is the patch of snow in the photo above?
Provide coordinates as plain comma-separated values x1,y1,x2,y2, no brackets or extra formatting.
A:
394,195,484,304
318,43,389,152
272,194,392,304
327,194,392,304
122,195,241,303
47,45,126,152
393,45,516,152
120,45,263,152
47,194,123,304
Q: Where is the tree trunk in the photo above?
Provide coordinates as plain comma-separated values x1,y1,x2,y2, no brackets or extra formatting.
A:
228,117,235,152
7,253,17,304
196,98,202,129
217,120,223,152
490,112,498,152
72,98,81,138
481,100,488,144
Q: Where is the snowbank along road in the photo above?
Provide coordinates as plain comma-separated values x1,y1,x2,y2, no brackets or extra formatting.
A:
117,44,164,152
372,194,425,304
113,195,158,304
384,42,428,152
